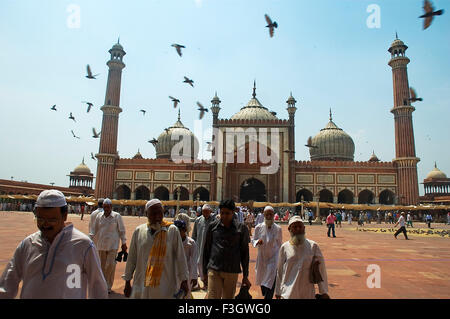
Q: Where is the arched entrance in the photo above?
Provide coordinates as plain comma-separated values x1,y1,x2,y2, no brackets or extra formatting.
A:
296,189,313,202
338,189,354,204
193,187,210,201
135,185,150,200
174,186,189,201
319,189,333,203
240,178,266,202
358,189,374,204
379,189,394,205
115,185,131,200
154,186,169,201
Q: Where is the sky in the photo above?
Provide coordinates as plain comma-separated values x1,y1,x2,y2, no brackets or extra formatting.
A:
0,0,448,196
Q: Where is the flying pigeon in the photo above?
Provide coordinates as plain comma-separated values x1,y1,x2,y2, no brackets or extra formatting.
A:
50,105,57,111
140,109,146,116
197,102,208,119
419,0,444,30
92,127,101,138
91,152,96,160
265,14,278,38
148,138,158,146
409,87,423,103
82,101,94,113
169,96,180,108
86,64,99,79
69,112,76,122
171,44,185,57
183,76,194,87
164,128,170,134
305,136,318,149
71,130,80,139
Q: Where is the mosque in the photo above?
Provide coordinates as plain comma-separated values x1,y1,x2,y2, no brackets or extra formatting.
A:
4,37,448,207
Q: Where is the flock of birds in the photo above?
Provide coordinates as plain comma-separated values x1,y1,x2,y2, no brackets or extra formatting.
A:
48,1,443,160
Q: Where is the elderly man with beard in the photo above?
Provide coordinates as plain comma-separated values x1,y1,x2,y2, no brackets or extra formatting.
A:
0,190,108,299
123,199,189,299
252,206,282,299
275,216,329,299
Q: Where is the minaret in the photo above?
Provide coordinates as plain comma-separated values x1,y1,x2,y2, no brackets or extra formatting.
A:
210,91,221,125
210,92,221,201
95,40,126,198
286,92,297,202
388,36,420,205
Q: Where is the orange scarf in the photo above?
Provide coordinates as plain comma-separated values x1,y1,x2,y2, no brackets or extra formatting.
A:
145,220,172,287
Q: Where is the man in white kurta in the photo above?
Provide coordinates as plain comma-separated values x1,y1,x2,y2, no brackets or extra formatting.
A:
90,198,127,293
252,206,282,299
275,216,329,299
0,190,108,299
123,199,189,299
191,204,214,288
88,198,104,245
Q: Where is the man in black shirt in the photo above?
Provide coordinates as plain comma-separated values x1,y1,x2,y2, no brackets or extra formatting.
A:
203,199,251,299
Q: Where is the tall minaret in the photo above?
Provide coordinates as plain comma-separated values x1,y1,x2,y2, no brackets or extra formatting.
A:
388,36,420,205
95,40,126,198
286,92,297,202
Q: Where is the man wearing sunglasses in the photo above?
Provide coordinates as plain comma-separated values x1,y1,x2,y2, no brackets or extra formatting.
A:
0,190,108,299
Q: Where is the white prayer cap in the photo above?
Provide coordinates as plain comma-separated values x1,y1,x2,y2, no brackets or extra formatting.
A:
202,204,212,211
264,205,274,213
103,198,112,205
145,199,162,211
35,190,67,208
288,215,304,227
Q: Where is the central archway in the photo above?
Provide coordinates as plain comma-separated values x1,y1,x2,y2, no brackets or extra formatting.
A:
240,178,266,202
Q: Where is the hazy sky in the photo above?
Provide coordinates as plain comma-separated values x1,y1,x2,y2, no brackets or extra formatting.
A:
0,0,448,196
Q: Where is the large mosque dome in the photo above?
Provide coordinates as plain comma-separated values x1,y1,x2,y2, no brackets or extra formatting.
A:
309,110,355,161
155,110,199,160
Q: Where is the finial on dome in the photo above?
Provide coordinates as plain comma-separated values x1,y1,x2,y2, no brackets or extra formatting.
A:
395,31,398,40
252,80,256,98
329,108,333,121
178,108,181,121
435,161,437,169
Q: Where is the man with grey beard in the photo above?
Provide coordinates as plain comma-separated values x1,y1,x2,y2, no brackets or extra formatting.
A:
275,216,329,299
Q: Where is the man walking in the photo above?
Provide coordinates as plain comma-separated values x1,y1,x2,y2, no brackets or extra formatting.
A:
203,199,251,299
394,212,409,240
252,206,282,299
326,212,337,238
90,198,127,293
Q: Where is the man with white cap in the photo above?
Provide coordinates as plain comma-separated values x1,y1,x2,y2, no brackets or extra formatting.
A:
123,199,189,299
192,203,214,290
0,190,108,299
88,198,104,245
252,205,282,299
89,198,127,293
275,216,329,299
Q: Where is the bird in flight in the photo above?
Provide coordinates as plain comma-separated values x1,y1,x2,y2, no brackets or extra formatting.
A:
265,14,278,37
164,128,170,134
409,87,423,103
305,136,318,149
92,128,101,138
82,101,94,113
183,76,194,87
140,109,146,116
169,96,180,108
419,0,444,30
50,105,57,111
197,102,208,120
206,141,213,152
91,152,96,160
69,112,76,122
71,130,80,139
171,44,185,57
86,64,99,79
148,138,158,146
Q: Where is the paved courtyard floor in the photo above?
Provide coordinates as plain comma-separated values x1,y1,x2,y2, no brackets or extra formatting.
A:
1,211,449,299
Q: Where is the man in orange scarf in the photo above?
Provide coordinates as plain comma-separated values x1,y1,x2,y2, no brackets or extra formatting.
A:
123,199,189,298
